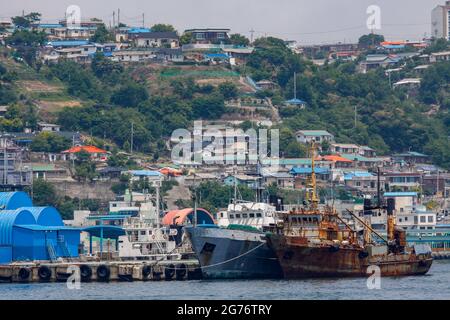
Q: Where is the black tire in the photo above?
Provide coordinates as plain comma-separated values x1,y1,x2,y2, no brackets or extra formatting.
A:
164,264,175,280
358,251,369,259
38,266,52,281
142,265,152,279
80,265,92,282
96,265,110,282
176,264,187,280
329,245,340,253
18,268,31,281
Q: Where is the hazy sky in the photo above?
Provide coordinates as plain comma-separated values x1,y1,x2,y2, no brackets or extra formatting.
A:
0,0,444,44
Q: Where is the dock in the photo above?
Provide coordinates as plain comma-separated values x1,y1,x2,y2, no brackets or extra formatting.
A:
0,259,202,283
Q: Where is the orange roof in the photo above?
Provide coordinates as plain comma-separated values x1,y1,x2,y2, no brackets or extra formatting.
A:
318,155,353,163
159,167,182,176
62,145,108,154
381,41,406,46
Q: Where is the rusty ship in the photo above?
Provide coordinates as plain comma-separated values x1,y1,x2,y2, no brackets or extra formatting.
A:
266,144,433,279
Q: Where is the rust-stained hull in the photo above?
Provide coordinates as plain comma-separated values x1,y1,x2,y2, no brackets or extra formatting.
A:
267,234,433,279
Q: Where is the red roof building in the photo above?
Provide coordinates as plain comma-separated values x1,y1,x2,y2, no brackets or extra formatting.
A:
62,146,108,154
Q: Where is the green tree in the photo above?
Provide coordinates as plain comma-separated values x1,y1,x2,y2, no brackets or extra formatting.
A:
111,82,149,107
91,53,123,80
192,94,226,119
151,24,176,33
11,12,41,28
31,178,57,206
358,33,385,48
229,33,250,46
30,132,71,153
180,33,193,45
90,24,113,43
218,81,238,99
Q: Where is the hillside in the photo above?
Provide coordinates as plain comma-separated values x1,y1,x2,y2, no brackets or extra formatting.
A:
1,38,449,168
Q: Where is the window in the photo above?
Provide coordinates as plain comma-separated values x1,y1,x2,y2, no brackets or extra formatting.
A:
428,216,434,223
140,231,146,235
249,213,255,218
256,213,262,218
420,216,426,223
220,212,223,218
196,32,205,40
229,214,234,219
242,213,248,218
235,214,241,218
405,217,408,221
217,32,225,39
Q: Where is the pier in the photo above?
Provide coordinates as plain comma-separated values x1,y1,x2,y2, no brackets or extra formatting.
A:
0,259,202,283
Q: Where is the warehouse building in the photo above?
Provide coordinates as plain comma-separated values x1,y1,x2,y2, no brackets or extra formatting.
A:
0,192,80,264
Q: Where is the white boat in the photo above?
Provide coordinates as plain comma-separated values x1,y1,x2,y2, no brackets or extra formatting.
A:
117,186,191,261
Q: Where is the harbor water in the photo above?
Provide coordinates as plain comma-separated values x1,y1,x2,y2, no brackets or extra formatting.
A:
1,260,449,300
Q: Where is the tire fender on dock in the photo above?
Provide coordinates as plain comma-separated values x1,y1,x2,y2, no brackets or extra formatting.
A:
18,267,31,282
175,264,187,280
164,264,175,280
96,264,110,282
38,265,52,282
142,265,152,280
80,265,92,282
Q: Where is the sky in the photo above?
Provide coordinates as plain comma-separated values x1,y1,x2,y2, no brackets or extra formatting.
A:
0,0,445,44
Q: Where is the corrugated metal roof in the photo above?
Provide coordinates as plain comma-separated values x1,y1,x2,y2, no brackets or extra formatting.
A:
0,209,36,245
0,192,33,210
383,192,418,197
290,167,330,175
297,130,332,136
20,207,63,227
130,170,162,177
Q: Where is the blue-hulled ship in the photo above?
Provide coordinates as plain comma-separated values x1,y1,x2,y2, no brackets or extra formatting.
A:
185,201,283,279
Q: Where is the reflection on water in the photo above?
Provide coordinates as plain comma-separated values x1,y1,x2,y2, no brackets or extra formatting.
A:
0,261,448,300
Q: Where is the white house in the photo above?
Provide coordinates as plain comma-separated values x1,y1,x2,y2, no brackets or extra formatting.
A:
295,130,334,145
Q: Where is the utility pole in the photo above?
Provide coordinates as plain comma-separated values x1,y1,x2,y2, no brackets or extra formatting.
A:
130,121,134,154
249,29,255,44
293,71,297,100
142,13,145,28
117,8,120,27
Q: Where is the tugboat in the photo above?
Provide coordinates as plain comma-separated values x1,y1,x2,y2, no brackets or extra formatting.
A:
266,144,433,278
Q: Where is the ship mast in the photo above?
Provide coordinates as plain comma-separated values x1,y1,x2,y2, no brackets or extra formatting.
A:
309,142,319,210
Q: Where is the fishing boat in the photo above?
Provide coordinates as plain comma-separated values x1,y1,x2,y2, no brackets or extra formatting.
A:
266,144,433,279
117,184,191,261
185,201,283,279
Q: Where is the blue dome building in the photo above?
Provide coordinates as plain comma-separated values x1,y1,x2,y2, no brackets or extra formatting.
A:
0,192,80,264
0,192,33,210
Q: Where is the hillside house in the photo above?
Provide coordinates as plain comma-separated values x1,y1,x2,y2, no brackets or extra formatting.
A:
38,123,61,133
61,145,109,162
384,172,422,192
131,32,179,48
296,130,334,145
111,50,156,62
184,28,230,44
